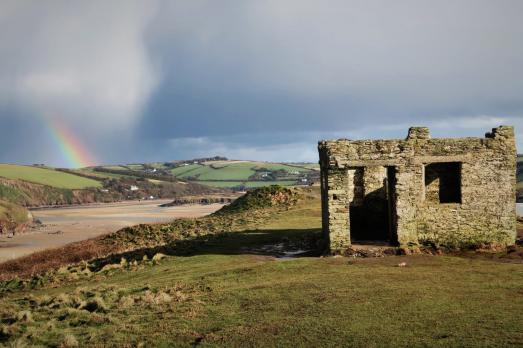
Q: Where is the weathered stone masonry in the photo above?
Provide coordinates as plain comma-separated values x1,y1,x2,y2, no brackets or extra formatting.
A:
318,126,517,252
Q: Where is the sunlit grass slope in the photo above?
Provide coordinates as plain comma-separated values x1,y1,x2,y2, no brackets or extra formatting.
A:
1,187,522,346
203,180,297,188
169,160,314,188
170,161,312,181
0,200,31,225
0,164,101,189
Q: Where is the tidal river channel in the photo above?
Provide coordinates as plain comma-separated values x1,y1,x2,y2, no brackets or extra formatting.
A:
0,200,224,262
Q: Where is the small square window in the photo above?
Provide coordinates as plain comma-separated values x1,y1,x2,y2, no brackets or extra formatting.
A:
424,162,461,203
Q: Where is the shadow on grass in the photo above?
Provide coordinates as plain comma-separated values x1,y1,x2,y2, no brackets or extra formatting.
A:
90,228,323,271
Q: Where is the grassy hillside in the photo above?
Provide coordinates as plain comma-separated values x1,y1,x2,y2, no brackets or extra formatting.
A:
1,187,522,346
166,160,317,189
0,164,101,189
0,164,223,207
96,159,318,189
171,161,311,180
202,180,297,188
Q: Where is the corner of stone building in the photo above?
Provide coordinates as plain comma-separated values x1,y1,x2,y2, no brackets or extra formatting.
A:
485,125,514,139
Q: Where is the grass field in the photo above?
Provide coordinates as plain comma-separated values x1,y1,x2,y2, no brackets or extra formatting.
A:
169,161,314,188
170,161,312,181
288,162,320,170
1,187,522,346
125,164,144,170
77,168,134,180
202,180,297,188
0,165,101,189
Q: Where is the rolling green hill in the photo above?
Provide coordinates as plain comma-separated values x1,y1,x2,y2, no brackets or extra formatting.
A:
0,164,101,189
96,159,319,189
167,160,317,188
0,163,221,208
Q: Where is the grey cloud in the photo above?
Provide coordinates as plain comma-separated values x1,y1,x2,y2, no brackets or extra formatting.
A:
140,0,523,136
0,1,158,131
0,0,522,166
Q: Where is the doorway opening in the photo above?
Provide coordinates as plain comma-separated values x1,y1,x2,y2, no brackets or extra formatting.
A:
349,166,397,244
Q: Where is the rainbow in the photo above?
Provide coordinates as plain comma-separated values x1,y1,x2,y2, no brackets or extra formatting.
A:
47,120,98,168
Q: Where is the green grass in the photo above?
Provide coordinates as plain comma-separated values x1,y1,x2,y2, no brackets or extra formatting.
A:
100,165,127,171
7,252,522,346
148,163,169,170
125,164,144,170
0,164,101,189
1,188,522,346
170,161,313,182
197,162,256,180
200,180,297,188
78,168,135,180
289,162,320,170
0,182,27,203
169,164,203,177
253,162,312,173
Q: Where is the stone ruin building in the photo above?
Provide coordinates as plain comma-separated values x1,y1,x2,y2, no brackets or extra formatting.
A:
318,126,517,252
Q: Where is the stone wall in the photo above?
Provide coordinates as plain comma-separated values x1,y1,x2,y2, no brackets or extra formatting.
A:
318,126,517,252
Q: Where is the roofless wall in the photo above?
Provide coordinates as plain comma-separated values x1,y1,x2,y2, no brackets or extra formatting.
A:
318,126,517,252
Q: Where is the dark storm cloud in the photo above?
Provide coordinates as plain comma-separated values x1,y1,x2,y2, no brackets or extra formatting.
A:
0,0,522,165
138,0,523,150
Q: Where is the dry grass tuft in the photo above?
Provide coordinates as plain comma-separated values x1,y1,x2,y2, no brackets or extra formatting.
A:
60,334,79,348
118,295,135,308
15,310,32,323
